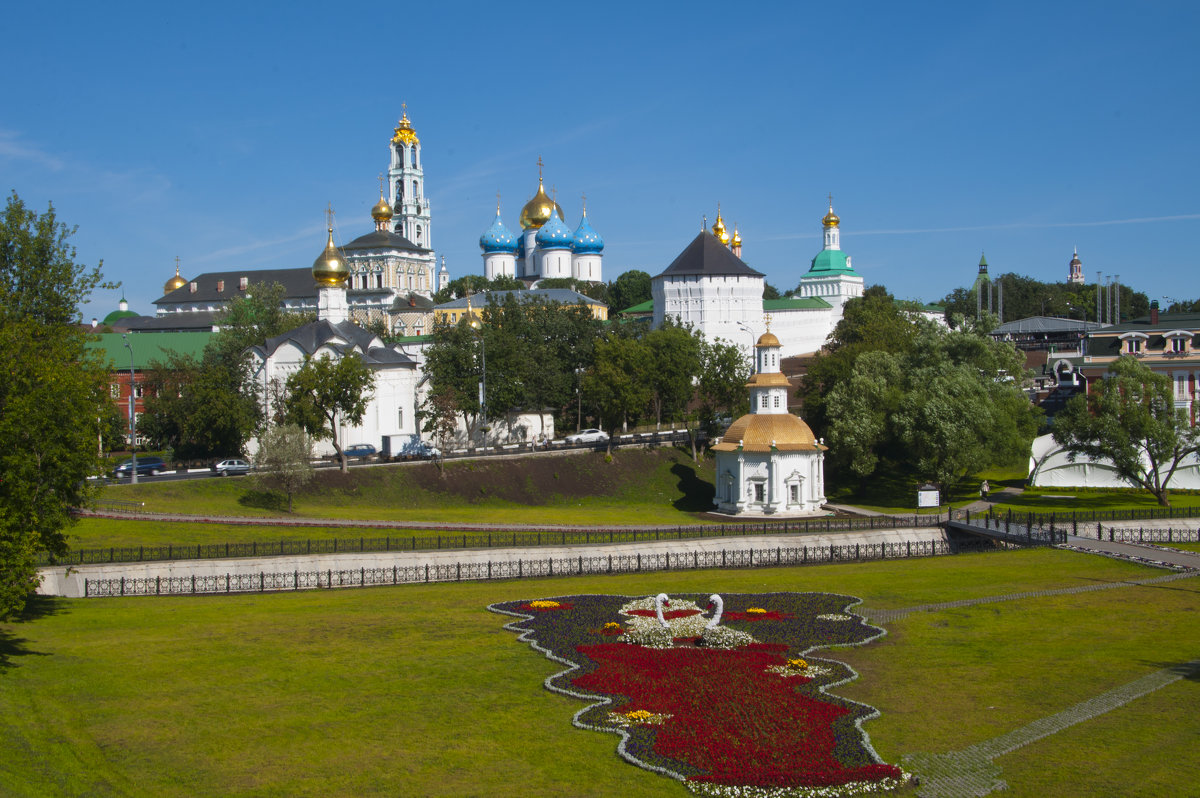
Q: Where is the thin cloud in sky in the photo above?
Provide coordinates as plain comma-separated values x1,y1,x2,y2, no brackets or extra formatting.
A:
194,224,325,264
0,129,66,171
757,213,1200,241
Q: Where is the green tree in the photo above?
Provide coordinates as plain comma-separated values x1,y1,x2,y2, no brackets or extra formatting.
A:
252,423,314,513
282,353,375,472
608,269,652,313
417,385,460,473
141,283,309,460
824,324,1037,492
697,337,750,424
0,193,112,618
584,333,653,448
1053,356,1200,507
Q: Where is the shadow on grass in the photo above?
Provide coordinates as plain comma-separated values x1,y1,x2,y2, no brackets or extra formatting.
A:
237,489,289,513
0,596,65,673
1137,659,1200,681
670,462,715,513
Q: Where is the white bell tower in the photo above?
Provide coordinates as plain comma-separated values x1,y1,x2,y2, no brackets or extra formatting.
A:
388,105,432,250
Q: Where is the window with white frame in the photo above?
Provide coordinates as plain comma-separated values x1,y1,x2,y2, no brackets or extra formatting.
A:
760,394,768,409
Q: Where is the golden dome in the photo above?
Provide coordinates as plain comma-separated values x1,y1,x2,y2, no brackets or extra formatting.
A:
163,258,187,294
519,178,564,230
371,195,394,222
312,227,349,286
391,108,419,147
731,226,742,247
711,209,730,245
756,331,780,348
822,205,840,227
711,412,825,453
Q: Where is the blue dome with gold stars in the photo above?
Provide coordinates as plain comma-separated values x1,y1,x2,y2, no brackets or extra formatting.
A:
535,210,574,250
479,211,518,253
572,213,604,254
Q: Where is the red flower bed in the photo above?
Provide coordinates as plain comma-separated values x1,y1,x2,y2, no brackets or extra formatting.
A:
626,608,701,620
723,610,793,622
574,642,902,787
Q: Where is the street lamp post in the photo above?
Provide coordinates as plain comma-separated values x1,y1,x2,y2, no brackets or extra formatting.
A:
122,334,137,484
736,321,755,369
468,316,487,446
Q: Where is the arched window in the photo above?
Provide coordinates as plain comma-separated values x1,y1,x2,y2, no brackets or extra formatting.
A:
412,180,419,200
412,147,418,168
396,180,404,202
416,225,423,244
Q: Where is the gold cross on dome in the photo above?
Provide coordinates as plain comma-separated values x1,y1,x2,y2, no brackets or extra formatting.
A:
378,173,385,197
764,313,773,333
827,192,834,209
537,156,544,181
325,203,335,228
496,190,501,212
581,192,587,214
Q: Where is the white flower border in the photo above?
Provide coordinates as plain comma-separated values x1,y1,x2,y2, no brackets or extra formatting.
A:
486,592,909,796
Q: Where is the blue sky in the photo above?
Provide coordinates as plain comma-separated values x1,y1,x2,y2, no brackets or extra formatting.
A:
4,1,1198,319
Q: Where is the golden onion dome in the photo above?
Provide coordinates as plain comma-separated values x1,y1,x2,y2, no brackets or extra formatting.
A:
711,211,730,245
519,179,565,230
371,195,394,222
312,227,349,286
822,205,840,227
391,109,419,147
731,226,742,247
163,259,187,294
756,331,780,348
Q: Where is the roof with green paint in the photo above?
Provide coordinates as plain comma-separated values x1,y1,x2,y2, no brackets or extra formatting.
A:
619,299,654,315
102,309,140,325
803,249,858,276
87,332,212,369
763,296,833,310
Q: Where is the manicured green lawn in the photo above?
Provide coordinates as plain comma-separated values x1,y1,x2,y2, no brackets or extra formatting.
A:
4,549,1195,796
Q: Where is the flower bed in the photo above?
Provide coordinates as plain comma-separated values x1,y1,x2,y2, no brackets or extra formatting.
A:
489,592,908,796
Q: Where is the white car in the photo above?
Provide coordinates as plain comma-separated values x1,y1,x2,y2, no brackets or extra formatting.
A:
565,428,609,444
404,442,441,459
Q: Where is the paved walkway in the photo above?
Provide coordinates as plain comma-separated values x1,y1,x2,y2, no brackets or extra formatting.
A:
39,526,951,598
903,659,1200,797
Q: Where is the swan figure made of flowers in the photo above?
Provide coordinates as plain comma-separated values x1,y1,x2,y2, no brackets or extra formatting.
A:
700,593,756,649
615,593,756,649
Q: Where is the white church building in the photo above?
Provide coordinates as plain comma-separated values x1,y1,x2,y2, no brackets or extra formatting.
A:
479,161,604,284
651,202,864,358
711,329,828,515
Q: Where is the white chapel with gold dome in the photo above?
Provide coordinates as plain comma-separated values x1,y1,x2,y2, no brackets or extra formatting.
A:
711,327,827,515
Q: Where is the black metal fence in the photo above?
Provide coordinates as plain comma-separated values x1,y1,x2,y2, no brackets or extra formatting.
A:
963,505,1200,528
82,537,1009,598
952,516,1067,545
45,513,949,566
1082,525,1200,544
964,507,1200,542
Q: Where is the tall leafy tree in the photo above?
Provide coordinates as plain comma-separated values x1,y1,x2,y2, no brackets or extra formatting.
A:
282,353,375,472
607,269,652,313
584,332,653,447
1054,356,1200,506
0,193,113,617
141,283,309,459
698,337,750,424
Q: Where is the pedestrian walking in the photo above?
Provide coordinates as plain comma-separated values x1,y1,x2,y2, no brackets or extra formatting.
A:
980,479,990,502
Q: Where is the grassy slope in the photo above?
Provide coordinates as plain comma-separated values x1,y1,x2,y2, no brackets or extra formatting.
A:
3,549,1196,797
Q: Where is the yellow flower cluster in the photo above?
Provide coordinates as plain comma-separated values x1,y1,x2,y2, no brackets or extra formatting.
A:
603,622,622,631
529,600,561,609
746,607,767,615
787,658,808,670
625,709,654,721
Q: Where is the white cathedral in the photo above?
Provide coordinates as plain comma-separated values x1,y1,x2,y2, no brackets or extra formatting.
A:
651,202,864,358
478,161,604,284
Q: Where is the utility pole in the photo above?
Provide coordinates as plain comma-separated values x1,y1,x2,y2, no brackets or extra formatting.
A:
122,334,138,484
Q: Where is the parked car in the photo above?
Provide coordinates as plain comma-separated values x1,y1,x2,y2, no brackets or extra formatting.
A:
113,456,166,477
344,443,376,458
564,428,609,444
211,458,252,477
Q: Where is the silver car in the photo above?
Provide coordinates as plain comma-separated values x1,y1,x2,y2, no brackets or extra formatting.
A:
564,429,609,444
212,459,251,477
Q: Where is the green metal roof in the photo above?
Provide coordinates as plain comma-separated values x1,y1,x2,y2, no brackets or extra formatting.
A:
804,249,858,276
101,309,140,325
763,296,833,310
392,334,433,344
87,332,212,369
620,299,654,314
